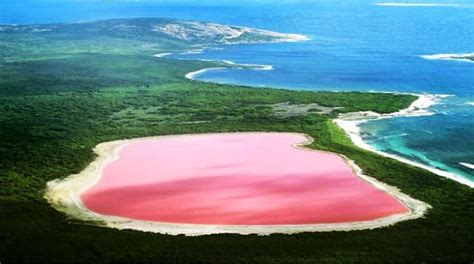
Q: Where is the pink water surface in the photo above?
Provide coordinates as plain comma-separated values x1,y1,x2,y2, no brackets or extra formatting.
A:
81,133,408,225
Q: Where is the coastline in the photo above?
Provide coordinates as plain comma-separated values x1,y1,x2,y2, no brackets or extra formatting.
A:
179,51,473,188
185,67,227,80
44,132,429,236
460,162,474,170
184,60,273,81
182,53,473,188
154,27,305,81
256,30,310,43
334,93,474,188
221,60,274,71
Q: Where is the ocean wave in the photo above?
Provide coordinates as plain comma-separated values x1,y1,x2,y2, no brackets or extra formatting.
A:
373,133,409,141
465,102,474,106
419,53,474,63
460,162,474,170
182,49,204,55
154,49,204,58
153,52,173,58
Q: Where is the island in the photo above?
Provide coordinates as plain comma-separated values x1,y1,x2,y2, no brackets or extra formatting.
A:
1,18,473,263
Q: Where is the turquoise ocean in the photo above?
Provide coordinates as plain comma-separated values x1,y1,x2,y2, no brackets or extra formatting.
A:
1,0,473,183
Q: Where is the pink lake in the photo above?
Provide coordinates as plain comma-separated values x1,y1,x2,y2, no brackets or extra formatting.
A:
81,133,408,225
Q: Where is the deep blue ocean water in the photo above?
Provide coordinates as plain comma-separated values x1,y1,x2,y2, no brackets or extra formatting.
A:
1,0,473,183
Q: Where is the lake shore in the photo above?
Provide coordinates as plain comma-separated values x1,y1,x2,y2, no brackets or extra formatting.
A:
44,132,429,236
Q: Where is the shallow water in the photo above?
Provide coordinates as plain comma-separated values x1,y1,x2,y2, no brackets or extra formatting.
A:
174,2,474,183
2,0,473,183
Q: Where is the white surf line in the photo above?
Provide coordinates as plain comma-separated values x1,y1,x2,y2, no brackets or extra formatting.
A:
154,48,206,59
419,53,474,63
185,67,227,80
218,29,310,44
334,93,474,188
155,26,309,80
264,31,310,42
44,132,429,236
221,60,274,71
183,49,204,55
460,162,474,170
375,3,461,7
466,102,474,106
185,60,274,80
154,51,274,80
153,53,173,58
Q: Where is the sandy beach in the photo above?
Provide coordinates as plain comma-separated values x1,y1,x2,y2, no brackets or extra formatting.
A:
45,132,429,236
185,67,227,80
334,93,474,188
184,61,273,80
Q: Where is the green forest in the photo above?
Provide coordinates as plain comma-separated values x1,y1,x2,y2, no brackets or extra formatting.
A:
0,19,473,263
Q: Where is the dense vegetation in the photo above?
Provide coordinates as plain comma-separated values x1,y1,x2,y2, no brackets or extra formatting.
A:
0,19,473,263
